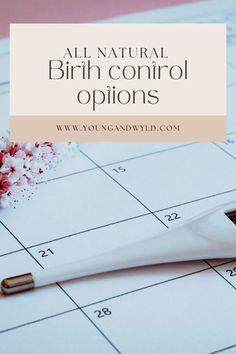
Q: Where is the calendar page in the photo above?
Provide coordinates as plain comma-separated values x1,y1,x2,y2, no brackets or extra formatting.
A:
0,0,236,353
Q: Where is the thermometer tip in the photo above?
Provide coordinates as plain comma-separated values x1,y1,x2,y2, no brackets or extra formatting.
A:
1,273,34,295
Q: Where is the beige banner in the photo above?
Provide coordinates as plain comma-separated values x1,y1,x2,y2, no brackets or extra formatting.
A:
10,115,226,142
10,24,226,141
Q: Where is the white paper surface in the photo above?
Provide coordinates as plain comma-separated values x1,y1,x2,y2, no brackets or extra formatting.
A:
0,1,236,353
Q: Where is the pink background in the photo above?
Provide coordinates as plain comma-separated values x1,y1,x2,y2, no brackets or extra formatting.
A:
0,0,200,38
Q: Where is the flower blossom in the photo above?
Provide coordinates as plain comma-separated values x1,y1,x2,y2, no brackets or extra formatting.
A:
0,138,74,208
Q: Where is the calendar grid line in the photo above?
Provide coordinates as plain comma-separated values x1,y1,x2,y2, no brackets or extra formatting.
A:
57,283,123,353
56,283,81,309
79,149,169,230
42,166,98,183
227,83,236,88
0,248,23,258
100,142,195,168
1,185,235,253
152,188,236,213
0,308,78,335
227,60,236,69
20,186,236,249
0,90,8,95
80,266,211,309
0,81,9,86
73,258,230,306
25,212,151,248
153,6,236,26
0,220,44,270
204,260,236,291
2,196,124,354
38,142,195,185
2,158,229,341
1,102,236,350
209,342,236,354
41,267,123,352
0,266,211,336
79,307,122,354
200,143,236,309
213,142,236,161
1,257,236,336
0,221,123,354
212,259,236,267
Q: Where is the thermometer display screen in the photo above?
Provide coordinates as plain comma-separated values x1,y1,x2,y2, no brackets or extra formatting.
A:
225,210,236,225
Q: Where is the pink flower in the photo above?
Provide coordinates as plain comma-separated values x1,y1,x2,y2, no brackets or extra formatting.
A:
0,155,24,183
0,175,12,196
0,152,4,167
0,137,76,208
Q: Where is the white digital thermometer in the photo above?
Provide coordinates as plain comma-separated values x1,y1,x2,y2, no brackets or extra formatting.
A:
2,200,236,295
